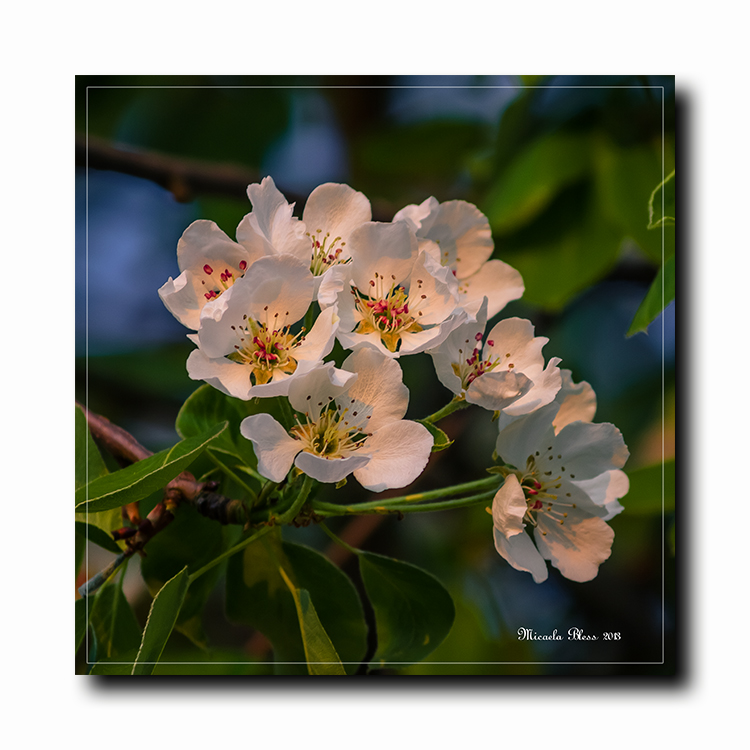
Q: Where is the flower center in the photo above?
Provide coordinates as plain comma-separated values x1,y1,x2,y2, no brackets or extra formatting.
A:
290,407,368,460
200,261,247,301
227,308,304,385
307,229,349,277
451,332,505,389
498,455,576,534
352,273,426,352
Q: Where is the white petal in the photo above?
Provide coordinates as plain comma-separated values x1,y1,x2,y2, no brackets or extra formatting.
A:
408,250,460,326
348,221,418,292
534,514,615,583
339,347,409,432
287,362,357,420
176,220,249,272
491,474,527,537
495,402,559,470
425,199,494,279
293,304,339,365
501,357,562,417
197,255,314,358
465,369,533,411
552,369,597,431
186,349,253,400
239,176,310,260
239,413,301,482
158,272,202,330
493,527,548,583
484,318,546,373
295,451,370,484
553,421,630,479
352,420,433,492
303,183,372,244
393,196,439,233
426,299,488,396
572,470,629,520
457,259,524,319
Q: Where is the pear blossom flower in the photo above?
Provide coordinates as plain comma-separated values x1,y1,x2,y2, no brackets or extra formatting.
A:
237,177,372,296
394,197,524,318
239,348,433,492
490,398,629,583
185,254,338,399
428,297,561,415
319,220,467,357
158,220,268,330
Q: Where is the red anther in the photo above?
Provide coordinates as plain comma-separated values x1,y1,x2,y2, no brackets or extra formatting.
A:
369,280,376,286
533,480,541,489
452,269,457,276
527,489,538,495
203,264,213,275
239,260,247,271
532,500,543,510
487,340,494,347
475,332,483,341
220,273,227,282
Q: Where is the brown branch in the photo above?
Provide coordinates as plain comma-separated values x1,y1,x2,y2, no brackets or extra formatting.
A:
75,134,396,220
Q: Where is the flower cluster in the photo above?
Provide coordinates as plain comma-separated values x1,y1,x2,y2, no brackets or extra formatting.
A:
160,176,629,583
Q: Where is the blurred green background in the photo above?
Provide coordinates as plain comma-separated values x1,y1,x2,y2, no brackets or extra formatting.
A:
75,75,675,675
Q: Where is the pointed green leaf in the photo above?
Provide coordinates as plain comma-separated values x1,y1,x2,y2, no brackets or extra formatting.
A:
74,422,228,513
417,420,454,452
279,567,346,675
131,567,190,676
140,504,231,643
75,405,109,490
89,582,142,660
626,254,675,337
226,534,367,674
648,169,675,229
358,551,455,668
484,132,592,234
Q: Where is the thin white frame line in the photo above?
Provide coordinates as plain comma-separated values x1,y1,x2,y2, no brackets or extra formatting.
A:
81,81,670,670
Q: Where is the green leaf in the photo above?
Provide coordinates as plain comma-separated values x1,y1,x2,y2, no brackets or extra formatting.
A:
139,504,231,644
648,169,675,229
131,567,190,676
484,132,592,234
89,582,142,661
417,420,453,452
75,597,89,654
74,422,228,513
175,384,258,467
75,521,122,555
278,567,346,675
358,551,455,668
626,254,675,337
75,405,122,543
499,192,624,311
593,136,666,263
75,405,109,490
226,533,367,674
624,459,675,515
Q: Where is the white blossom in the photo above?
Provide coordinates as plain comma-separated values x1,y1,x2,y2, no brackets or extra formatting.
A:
158,220,267,330
186,254,338,399
319,220,467,357
491,395,629,583
394,197,524,318
428,297,561,414
240,348,433,492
